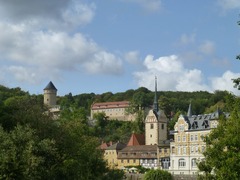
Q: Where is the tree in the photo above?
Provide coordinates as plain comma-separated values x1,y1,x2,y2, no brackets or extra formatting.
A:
198,94,240,180
0,125,57,179
233,20,240,89
144,169,173,180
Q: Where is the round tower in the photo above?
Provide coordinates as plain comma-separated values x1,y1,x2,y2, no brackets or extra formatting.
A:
43,81,57,107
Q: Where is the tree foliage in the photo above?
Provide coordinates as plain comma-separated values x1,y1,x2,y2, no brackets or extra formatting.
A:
198,94,240,180
144,169,173,180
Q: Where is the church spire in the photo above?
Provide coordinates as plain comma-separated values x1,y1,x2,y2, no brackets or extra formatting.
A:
153,76,159,113
187,101,192,117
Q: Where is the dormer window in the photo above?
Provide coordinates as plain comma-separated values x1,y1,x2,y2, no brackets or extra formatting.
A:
192,121,198,129
178,124,184,132
202,120,209,128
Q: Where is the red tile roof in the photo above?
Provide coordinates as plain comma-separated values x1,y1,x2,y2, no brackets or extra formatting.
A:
127,133,145,146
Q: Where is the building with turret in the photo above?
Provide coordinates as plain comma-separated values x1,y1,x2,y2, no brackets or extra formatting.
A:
43,81,60,119
145,77,168,145
44,81,57,107
169,104,230,175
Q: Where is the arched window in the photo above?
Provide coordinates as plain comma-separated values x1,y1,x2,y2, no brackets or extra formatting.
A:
178,158,186,168
191,158,197,167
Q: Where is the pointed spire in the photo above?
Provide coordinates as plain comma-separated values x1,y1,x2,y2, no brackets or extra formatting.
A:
44,81,57,91
153,76,159,113
187,100,192,117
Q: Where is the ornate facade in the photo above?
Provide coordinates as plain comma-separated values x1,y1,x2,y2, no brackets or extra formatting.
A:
169,104,230,175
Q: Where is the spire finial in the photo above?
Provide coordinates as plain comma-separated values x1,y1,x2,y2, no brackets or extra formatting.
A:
187,100,192,117
153,76,158,113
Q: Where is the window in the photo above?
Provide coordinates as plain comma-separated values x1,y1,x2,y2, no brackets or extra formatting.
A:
133,160,136,163
121,160,123,163
164,148,167,153
195,145,198,153
178,146,181,154
178,158,186,168
127,160,129,163
150,134,152,138
150,124,154,129
191,146,194,153
179,124,184,131
162,124,164,129
178,136,180,142
183,135,186,142
195,134,198,141
190,135,194,141
183,147,186,154
171,146,175,154
191,158,197,167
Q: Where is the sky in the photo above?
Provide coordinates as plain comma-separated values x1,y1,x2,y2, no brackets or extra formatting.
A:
0,0,240,96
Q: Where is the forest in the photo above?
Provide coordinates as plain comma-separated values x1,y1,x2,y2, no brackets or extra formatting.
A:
0,85,231,179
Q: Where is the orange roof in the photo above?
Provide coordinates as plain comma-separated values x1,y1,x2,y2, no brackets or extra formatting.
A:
98,141,113,150
127,133,145,146
91,101,130,110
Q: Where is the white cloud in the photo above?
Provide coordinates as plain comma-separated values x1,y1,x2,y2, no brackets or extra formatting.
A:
0,1,123,85
0,0,95,30
134,55,209,92
122,0,162,12
125,51,140,64
199,40,215,55
218,0,240,10
176,69,210,91
210,71,240,95
134,54,240,95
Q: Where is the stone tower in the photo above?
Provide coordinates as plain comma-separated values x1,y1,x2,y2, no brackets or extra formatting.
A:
145,77,168,145
43,81,57,107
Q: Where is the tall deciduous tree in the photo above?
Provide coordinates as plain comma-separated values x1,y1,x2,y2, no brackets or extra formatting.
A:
198,94,240,180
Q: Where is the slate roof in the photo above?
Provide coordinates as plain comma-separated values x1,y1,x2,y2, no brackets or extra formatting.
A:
106,142,126,151
44,81,57,91
182,109,230,131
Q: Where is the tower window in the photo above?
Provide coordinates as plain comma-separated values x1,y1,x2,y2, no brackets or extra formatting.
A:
162,124,164,129
150,124,154,129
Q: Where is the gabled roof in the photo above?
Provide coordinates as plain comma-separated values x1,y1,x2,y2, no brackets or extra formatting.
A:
98,141,113,150
106,142,126,150
127,133,145,146
44,81,57,91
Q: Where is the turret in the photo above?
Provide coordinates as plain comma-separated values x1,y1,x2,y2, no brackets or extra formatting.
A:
44,81,57,107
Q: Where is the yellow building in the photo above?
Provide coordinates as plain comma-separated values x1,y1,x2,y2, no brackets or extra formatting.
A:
91,101,135,121
169,105,230,175
104,142,126,169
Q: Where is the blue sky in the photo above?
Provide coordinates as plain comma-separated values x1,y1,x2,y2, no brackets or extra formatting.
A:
0,0,240,96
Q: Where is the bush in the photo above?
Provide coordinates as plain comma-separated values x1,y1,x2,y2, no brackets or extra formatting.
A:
144,169,173,180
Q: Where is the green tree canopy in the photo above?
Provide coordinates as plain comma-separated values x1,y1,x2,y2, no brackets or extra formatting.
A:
198,94,240,180
144,169,173,180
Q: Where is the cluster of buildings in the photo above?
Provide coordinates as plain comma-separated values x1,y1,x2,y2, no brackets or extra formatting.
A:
43,81,229,175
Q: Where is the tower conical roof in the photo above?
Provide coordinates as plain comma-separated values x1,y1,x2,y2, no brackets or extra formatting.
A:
187,102,192,117
44,81,57,91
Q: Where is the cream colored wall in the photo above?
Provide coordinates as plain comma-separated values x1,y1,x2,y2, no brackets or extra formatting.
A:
44,89,57,107
145,110,168,145
104,149,118,169
91,108,135,121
